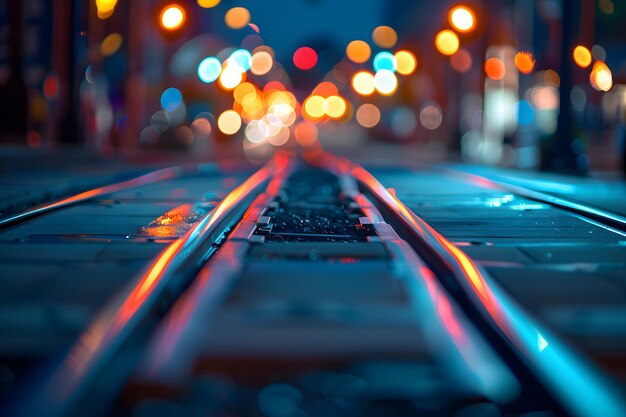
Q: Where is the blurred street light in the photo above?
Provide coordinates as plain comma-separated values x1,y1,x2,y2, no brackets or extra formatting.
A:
160,4,186,32
435,30,460,55
573,45,592,68
449,5,476,33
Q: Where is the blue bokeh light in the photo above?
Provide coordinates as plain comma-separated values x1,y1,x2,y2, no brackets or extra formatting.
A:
161,87,183,112
516,100,535,126
373,51,397,72
230,49,252,72
197,57,222,83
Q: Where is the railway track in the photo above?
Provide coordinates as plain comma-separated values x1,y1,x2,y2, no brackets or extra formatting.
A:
4,152,626,417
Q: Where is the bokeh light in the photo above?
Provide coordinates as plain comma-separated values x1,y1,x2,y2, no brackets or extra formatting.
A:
346,40,371,64
419,104,443,130
96,0,117,19
485,57,506,80
591,44,606,61
450,49,472,72
217,110,242,135
225,7,251,30
295,121,319,147
515,100,535,126
394,50,417,75
303,95,326,119
160,4,185,31
391,107,417,138
325,96,347,119
373,52,398,72
543,69,560,87
530,86,559,110
100,33,123,56
219,63,244,90
197,0,220,8
230,49,253,72
160,87,183,112
312,81,339,97
435,30,460,56
197,57,221,83
514,51,535,74
250,51,273,75
352,71,376,96
372,26,397,48
374,69,398,95
356,103,381,128
590,61,613,91
449,6,475,32
573,45,592,68
293,47,318,70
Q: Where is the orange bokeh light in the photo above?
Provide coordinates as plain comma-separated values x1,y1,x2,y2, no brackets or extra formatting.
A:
160,4,185,31
372,26,397,48
573,45,592,68
514,51,535,74
484,57,505,80
346,40,371,64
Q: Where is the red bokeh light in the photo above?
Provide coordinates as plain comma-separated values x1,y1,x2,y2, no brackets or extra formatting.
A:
293,46,318,70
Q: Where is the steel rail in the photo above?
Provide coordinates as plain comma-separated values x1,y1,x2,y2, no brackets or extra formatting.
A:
443,167,626,233
16,155,287,417
0,162,227,229
341,156,626,417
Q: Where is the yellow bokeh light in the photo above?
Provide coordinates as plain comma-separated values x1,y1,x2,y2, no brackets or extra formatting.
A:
325,96,347,119
449,6,475,32
356,103,381,128
394,50,417,75
372,26,397,48
197,0,220,8
514,51,535,74
351,71,376,96
234,82,257,104
217,110,242,135
250,51,273,75
590,61,612,92
573,45,592,68
346,40,371,64
100,33,123,56
225,7,251,30
219,64,244,90
96,0,117,19
160,4,185,31
435,30,459,56
303,95,326,119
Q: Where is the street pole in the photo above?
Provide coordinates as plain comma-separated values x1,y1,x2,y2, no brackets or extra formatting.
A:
551,0,582,174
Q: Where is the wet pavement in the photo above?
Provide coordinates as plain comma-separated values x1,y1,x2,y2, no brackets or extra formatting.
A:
1,154,626,407
370,164,626,393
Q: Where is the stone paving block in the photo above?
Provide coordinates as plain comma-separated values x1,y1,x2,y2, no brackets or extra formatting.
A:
520,245,626,264
459,245,536,264
95,242,168,261
0,263,64,302
0,242,104,262
486,267,626,308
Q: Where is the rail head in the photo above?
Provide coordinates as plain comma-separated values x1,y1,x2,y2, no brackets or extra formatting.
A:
15,156,286,417
345,158,626,417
